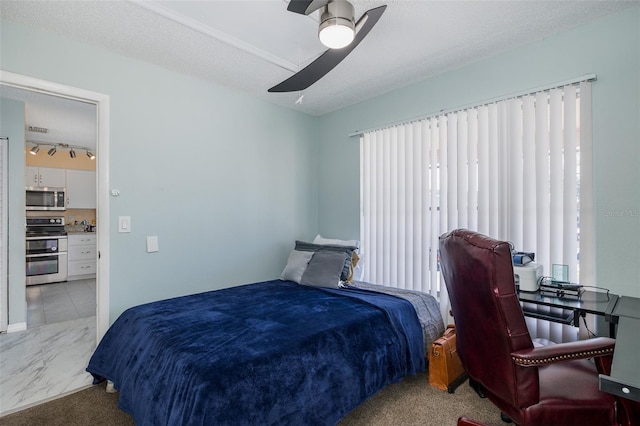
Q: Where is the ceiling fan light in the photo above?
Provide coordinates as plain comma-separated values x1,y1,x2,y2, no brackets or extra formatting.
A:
319,21,355,49
319,1,355,49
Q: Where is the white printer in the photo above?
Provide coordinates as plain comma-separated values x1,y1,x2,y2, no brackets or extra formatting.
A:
514,263,543,292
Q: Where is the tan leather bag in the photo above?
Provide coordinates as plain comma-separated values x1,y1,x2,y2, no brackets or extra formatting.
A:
428,324,466,392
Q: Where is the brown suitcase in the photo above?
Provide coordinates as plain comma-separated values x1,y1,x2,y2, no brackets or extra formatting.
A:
428,324,467,393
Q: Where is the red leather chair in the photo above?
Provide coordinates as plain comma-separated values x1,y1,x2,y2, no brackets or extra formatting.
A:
439,229,635,426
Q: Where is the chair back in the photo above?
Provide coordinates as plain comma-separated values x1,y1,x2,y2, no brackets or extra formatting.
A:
439,229,539,408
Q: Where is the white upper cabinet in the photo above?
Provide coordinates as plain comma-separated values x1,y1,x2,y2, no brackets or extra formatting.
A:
66,169,96,209
26,166,66,188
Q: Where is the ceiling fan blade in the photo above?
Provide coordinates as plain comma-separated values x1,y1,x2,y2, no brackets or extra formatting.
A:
287,0,330,16
268,5,387,93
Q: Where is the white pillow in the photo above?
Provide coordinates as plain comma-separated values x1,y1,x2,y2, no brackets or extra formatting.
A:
280,250,314,283
313,234,360,250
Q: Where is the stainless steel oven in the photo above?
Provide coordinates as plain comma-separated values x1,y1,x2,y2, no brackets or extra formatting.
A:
26,217,68,286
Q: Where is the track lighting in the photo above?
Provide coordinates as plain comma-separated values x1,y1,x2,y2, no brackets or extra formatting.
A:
27,142,96,160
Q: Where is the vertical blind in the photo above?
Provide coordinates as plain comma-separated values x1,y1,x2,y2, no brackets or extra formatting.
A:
360,82,593,338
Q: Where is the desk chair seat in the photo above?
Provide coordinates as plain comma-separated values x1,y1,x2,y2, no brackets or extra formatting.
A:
438,229,635,426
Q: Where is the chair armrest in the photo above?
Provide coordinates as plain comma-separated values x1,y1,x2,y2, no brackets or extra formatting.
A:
511,337,615,367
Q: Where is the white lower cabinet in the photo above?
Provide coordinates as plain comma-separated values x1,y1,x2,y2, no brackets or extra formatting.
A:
67,234,97,280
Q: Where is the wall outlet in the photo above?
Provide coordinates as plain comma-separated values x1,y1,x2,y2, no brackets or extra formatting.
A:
146,236,159,253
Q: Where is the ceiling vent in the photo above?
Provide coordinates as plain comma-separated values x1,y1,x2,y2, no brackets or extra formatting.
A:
27,125,49,134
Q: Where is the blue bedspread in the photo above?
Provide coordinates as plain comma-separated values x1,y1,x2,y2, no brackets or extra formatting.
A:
86,280,425,425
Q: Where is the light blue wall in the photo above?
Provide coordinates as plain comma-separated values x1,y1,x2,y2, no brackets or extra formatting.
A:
0,98,26,325
1,19,319,322
317,7,640,297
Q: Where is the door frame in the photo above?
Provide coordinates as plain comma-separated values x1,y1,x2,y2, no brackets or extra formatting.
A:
0,137,8,333
0,70,110,341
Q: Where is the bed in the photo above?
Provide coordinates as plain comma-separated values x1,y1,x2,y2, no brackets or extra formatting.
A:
87,241,444,425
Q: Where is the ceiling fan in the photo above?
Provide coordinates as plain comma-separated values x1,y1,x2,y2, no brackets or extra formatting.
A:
268,0,387,93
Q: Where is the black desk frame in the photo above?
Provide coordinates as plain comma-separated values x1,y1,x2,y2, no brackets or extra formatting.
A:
517,289,619,338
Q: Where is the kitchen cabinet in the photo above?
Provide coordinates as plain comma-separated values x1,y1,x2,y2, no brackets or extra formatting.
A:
67,234,97,280
66,170,96,209
26,166,66,187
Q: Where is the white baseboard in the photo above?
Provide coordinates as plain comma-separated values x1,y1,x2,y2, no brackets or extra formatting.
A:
7,322,27,333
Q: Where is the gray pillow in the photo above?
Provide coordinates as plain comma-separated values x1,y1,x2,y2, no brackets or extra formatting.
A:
294,240,357,281
280,250,314,283
300,251,350,289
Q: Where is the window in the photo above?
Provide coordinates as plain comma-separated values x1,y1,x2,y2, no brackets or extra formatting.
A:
359,82,594,309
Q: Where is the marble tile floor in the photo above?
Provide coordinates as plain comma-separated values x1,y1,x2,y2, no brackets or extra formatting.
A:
0,278,98,417
0,316,97,416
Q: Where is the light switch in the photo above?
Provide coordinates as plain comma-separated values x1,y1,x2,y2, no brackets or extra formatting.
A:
146,236,159,253
118,216,131,233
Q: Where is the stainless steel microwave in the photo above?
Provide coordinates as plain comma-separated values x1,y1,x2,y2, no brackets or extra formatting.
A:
26,186,66,211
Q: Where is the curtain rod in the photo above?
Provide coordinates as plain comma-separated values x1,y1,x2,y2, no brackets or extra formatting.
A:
348,73,597,138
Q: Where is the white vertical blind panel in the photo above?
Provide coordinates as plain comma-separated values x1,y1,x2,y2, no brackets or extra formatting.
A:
420,120,431,293
447,114,458,230
439,115,449,233
549,89,564,265
405,122,416,291
535,91,551,271
457,111,469,229
508,98,524,248
522,96,537,251
389,128,398,286
361,134,371,282
488,104,500,237
563,86,578,280
497,102,509,240
477,106,490,235
579,82,595,284
373,130,382,282
382,129,392,285
412,121,424,292
429,118,439,297
467,109,479,231
397,126,407,288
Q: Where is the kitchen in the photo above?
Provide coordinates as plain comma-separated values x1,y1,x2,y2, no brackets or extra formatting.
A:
0,85,97,328
21,90,97,328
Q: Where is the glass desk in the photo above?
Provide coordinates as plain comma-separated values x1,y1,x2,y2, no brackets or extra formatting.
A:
517,289,619,337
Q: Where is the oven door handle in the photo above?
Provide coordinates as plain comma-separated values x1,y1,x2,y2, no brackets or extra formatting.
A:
26,252,66,258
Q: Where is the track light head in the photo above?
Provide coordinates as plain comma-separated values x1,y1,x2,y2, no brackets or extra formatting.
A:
47,147,57,156
30,145,40,155
86,150,95,160
69,148,76,158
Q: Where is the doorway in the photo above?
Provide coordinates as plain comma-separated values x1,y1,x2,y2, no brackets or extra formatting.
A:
0,71,110,339
0,71,110,415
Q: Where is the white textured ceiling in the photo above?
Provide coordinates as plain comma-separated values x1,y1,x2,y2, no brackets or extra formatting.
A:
0,0,637,127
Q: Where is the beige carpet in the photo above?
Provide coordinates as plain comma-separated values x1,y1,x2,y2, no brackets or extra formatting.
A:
0,372,502,425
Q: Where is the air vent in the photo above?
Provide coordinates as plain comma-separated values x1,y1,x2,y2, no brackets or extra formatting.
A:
27,125,49,134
